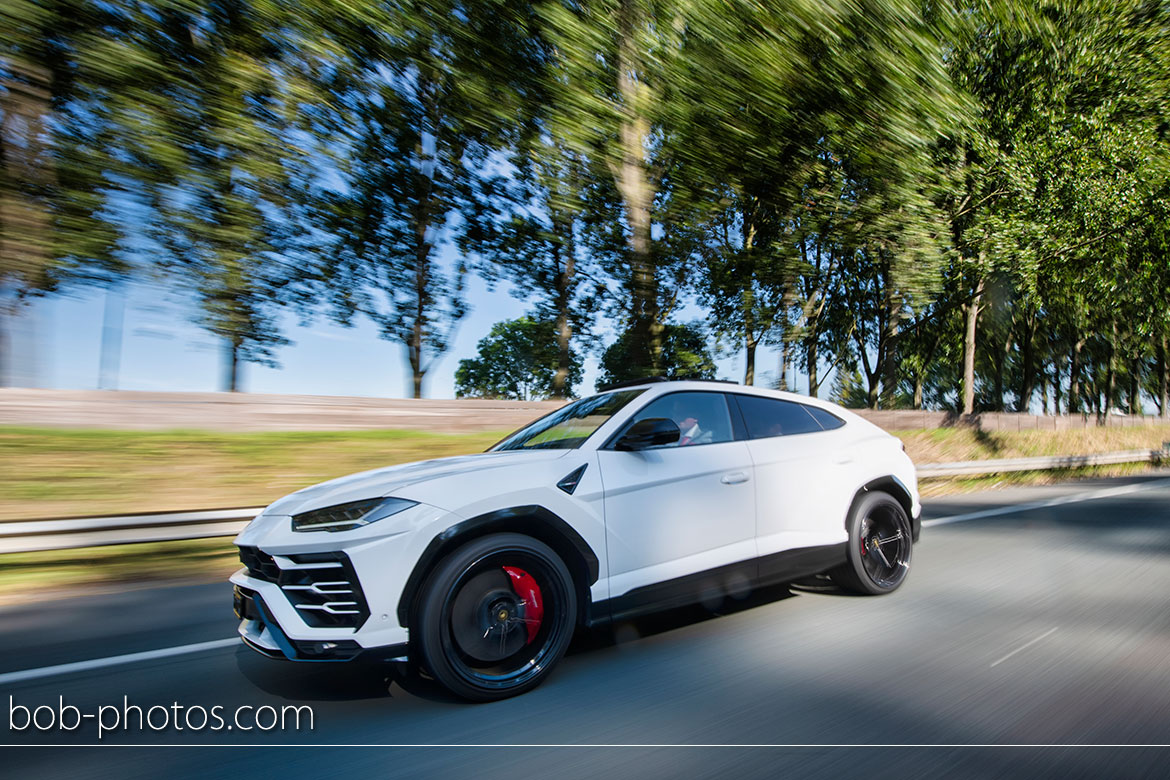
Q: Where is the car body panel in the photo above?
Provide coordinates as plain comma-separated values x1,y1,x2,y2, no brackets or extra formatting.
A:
597,439,756,598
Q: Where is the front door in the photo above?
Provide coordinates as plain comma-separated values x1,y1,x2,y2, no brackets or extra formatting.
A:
597,391,757,600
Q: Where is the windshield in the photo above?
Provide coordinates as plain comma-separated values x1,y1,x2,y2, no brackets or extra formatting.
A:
490,389,647,451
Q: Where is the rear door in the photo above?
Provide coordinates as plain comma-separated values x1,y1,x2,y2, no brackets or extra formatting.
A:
729,394,853,557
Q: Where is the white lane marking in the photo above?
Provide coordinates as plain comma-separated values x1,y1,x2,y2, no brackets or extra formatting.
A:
990,627,1059,668
0,637,239,686
922,477,1170,529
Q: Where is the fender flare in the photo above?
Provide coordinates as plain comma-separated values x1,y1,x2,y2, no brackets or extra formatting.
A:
396,505,600,627
849,476,919,542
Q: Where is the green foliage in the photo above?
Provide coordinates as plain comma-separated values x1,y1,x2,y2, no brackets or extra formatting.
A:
829,367,871,409
599,321,716,386
455,316,582,400
2,0,1169,411
298,0,547,397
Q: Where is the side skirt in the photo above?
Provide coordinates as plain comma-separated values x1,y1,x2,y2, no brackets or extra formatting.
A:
587,543,847,627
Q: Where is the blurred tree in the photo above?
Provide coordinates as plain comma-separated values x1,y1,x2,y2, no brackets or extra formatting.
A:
307,0,545,398
676,0,957,394
462,140,619,398
940,0,1170,414
455,315,581,400
538,0,694,378
0,0,152,384
598,321,716,386
829,366,870,409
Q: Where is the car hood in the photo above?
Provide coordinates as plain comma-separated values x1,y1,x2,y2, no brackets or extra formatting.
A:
262,449,570,516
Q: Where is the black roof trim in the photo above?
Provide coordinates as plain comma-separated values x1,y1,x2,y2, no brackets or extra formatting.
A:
597,377,741,392
597,377,670,392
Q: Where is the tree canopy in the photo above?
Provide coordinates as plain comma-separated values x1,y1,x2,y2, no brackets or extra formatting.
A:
2,0,1168,414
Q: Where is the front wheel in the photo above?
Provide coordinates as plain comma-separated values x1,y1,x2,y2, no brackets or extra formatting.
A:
412,533,577,701
831,491,913,595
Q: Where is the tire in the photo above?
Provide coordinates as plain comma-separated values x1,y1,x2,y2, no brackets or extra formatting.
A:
412,533,577,702
831,491,913,596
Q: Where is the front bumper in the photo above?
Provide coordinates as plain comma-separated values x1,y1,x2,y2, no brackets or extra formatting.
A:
229,502,455,663
233,584,407,662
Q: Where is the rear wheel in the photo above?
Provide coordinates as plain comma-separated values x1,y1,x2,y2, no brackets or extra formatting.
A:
831,491,912,595
413,533,577,701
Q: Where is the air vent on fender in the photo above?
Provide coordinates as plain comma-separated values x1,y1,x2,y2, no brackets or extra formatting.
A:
557,464,587,495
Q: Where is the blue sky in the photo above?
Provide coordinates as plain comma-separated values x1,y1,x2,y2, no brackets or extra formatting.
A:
12,265,799,399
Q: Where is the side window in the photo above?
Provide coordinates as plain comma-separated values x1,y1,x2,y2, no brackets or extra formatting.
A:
626,392,735,448
805,405,845,431
733,395,823,439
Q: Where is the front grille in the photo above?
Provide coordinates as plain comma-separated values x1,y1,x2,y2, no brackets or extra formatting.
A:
239,546,279,582
237,546,370,630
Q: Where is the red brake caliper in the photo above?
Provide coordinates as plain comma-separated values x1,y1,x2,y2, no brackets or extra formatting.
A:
503,566,543,644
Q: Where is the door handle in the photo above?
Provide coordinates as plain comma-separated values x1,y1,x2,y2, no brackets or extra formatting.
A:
721,472,750,485
833,455,854,465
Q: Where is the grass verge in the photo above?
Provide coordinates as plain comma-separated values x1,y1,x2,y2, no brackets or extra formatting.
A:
0,427,502,521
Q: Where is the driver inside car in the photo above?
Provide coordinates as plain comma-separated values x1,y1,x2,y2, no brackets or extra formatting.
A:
669,398,712,446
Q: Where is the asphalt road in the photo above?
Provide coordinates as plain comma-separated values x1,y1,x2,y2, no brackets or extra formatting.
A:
4,473,1170,777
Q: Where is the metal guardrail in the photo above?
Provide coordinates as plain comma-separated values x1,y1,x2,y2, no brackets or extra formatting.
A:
914,448,1166,478
1,448,1165,554
0,507,264,554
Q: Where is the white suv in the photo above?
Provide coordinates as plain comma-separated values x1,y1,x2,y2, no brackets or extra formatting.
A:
231,379,920,700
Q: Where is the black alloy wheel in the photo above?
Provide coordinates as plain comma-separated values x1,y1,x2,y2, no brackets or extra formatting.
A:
413,533,577,701
832,491,913,595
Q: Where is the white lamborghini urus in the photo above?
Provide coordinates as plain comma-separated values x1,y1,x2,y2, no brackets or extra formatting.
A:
231,379,921,701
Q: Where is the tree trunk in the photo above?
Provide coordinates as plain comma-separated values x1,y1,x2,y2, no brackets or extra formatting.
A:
913,375,924,410
407,76,439,400
1159,333,1168,419
778,338,790,391
962,275,984,415
880,284,900,410
1104,319,1118,420
552,240,574,399
1129,356,1141,416
223,338,241,392
806,338,819,398
1069,337,1084,414
744,334,756,386
615,0,658,377
993,327,1012,412
408,222,429,399
1017,312,1036,413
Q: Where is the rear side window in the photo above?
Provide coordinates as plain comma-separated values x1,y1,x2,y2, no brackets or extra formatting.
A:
732,395,825,439
805,405,845,431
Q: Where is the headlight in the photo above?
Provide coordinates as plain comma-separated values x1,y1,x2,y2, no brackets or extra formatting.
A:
291,497,418,533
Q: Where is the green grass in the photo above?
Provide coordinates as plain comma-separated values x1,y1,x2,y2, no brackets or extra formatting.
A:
0,426,502,521
891,425,1170,464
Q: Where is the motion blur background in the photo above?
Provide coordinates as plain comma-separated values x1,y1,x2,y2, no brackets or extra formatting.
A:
1,0,1168,411
3,0,1170,769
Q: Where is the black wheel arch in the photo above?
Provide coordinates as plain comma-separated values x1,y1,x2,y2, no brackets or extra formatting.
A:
396,505,599,628
849,476,919,542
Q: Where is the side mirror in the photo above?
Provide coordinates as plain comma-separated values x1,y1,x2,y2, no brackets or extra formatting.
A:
615,418,680,451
